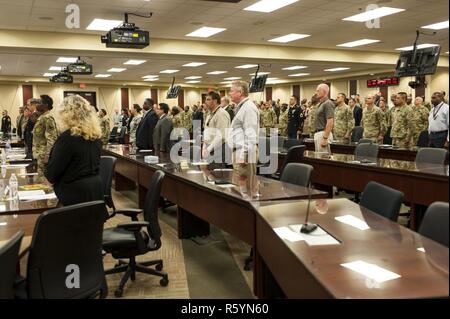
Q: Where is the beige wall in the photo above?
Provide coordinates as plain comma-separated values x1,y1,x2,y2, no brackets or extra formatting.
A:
271,85,292,103
0,84,22,123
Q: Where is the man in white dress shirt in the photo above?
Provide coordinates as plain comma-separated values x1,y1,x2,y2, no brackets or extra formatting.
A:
227,80,260,177
428,92,449,148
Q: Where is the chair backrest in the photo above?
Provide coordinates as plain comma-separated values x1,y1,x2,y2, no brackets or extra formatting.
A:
118,126,127,143
27,201,107,298
100,156,117,209
383,126,393,145
280,145,306,174
351,126,364,143
277,136,286,150
355,143,379,160
358,138,374,144
419,202,449,247
109,126,118,138
415,147,447,165
143,170,165,246
416,130,429,147
0,231,23,298
283,138,303,149
280,163,313,187
360,181,404,221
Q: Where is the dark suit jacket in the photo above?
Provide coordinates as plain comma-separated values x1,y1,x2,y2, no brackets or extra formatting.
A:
353,106,362,127
136,110,158,150
153,115,173,153
287,105,302,135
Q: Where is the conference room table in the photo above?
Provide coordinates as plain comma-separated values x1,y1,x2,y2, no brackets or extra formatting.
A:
253,198,449,299
277,150,449,230
102,144,328,295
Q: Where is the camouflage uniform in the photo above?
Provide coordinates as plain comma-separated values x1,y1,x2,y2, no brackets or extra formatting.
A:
181,110,193,133
380,107,391,128
333,104,354,143
32,110,58,177
172,112,183,140
129,113,142,146
390,105,412,148
277,109,288,137
361,106,385,141
408,106,429,146
260,108,276,136
99,116,111,146
423,101,432,111
308,103,319,135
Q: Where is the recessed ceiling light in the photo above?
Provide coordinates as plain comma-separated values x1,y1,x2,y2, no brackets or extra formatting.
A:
268,33,310,43
421,20,449,30
207,71,228,75
49,66,64,71
186,27,226,38
186,80,201,84
224,77,242,80
160,70,179,74
343,7,405,22
185,76,202,80
43,73,58,77
124,60,147,65
244,0,299,13
183,62,207,67
337,39,380,47
107,68,127,72
249,72,271,76
142,75,158,78
95,74,111,78
56,57,77,63
282,66,307,70
395,44,439,51
324,67,350,72
288,73,310,77
235,64,258,69
86,18,123,31
144,78,159,82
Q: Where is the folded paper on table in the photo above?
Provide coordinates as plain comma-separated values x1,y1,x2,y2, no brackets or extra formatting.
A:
18,190,57,201
288,224,340,246
1,164,29,168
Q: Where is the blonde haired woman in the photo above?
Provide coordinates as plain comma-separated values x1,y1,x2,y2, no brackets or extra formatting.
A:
45,95,103,206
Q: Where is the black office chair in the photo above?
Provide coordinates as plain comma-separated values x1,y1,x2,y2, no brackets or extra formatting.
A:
280,163,313,187
355,143,379,161
358,138,375,144
416,130,429,147
20,201,108,298
117,127,127,144
383,127,392,145
419,202,449,247
103,170,168,297
351,126,364,143
277,136,286,150
109,127,118,143
360,181,404,221
415,147,447,165
100,156,117,213
0,231,23,299
283,138,303,149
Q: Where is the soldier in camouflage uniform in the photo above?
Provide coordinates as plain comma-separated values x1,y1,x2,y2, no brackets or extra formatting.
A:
129,104,142,146
181,105,193,135
333,93,354,143
98,109,111,145
390,92,412,148
378,97,391,128
408,96,429,146
277,104,288,137
361,94,386,142
260,101,277,136
171,106,184,141
32,95,59,177
307,96,320,136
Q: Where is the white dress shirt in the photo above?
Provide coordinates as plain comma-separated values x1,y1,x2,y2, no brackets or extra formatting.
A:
428,102,449,141
204,106,231,153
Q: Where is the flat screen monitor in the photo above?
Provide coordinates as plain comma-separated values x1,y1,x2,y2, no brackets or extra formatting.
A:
166,85,181,99
395,46,441,77
249,74,268,93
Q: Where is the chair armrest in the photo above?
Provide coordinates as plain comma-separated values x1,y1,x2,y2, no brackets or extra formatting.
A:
117,221,149,231
115,208,143,221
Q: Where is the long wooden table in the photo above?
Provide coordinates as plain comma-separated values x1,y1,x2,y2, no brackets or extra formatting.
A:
102,144,327,296
254,198,449,298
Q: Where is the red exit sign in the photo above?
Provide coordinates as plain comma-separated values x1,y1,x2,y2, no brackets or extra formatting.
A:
367,77,400,87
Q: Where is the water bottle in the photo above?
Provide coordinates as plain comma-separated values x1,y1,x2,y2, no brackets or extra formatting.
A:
5,141,11,154
9,173,18,199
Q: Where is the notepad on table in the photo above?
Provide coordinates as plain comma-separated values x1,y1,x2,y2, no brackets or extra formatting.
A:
18,190,57,201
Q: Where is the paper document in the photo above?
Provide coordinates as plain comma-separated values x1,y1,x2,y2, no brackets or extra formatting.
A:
186,170,203,174
18,190,57,201
274,227,305,242
335,215,370,231
341,260,401,283
1,164,29,168
288,224,340,246
191,162,209,166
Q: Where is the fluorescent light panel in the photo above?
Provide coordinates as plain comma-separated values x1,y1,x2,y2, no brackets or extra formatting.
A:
235,64,258,69
159,70,179,74
249,72,270,75
244,0,299,13
86,18,123,31
95,74,111,78
324,67,350,72
49,66,63,71
43,73,58,77
144,78,159,82
207,71,227,75
395,43,439,51
337,39,380,47
268,33,310,43
343,7,405,22
124,60,147,65
142,75,158,78
107,68,126,72
288,73,310,77
283,66,307,70
224,77,242,80
186,27,226,38
421,20,449,30
185,76,202,80
183,62,206,67
186,80,201,84
56,57,77,63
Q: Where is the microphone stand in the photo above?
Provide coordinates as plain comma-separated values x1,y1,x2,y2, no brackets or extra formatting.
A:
300,185,318,234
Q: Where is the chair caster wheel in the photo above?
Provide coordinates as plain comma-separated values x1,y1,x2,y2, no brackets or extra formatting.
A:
155,263,163,271
114,289,123,298
160,277,169,287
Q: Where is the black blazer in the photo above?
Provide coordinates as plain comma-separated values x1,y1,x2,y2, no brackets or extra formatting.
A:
136,110,159,150
353,106,363,127
153,115,173,153
287,105,303,135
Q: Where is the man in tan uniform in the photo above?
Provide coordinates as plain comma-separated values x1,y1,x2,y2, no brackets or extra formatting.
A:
408,96,429,146
390,92,412,148
333,93,354,143
361,94,385,142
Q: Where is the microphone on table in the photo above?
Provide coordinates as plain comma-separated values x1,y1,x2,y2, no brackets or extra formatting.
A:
300,185,318,234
